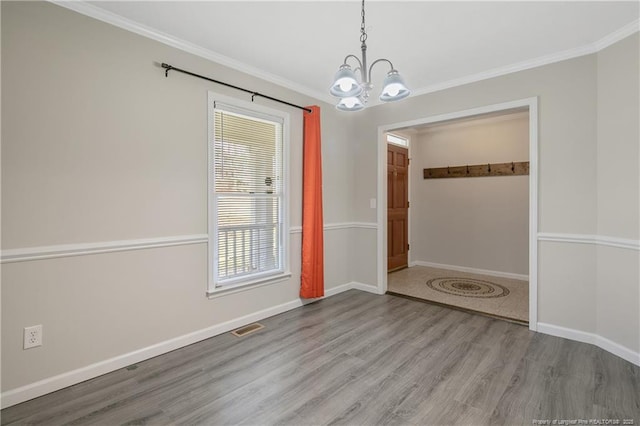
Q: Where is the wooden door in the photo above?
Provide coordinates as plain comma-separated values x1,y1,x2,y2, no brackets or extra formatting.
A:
387,144,409,271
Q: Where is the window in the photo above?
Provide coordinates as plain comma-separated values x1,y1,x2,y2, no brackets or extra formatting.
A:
386,133,408,147
208,94,289,293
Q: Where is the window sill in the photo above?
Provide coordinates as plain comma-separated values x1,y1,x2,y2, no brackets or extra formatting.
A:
207,272,292,299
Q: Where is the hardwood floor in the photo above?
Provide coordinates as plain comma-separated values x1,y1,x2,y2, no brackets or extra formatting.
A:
2,290,639,425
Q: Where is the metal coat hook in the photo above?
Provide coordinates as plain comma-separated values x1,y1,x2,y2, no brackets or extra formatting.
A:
251,93,257,102
423,161,529,179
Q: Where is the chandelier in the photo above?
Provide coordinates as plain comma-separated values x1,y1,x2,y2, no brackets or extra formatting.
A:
329,0,411,111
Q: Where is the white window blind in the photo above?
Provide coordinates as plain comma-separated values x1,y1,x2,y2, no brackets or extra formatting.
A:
211,102,285,288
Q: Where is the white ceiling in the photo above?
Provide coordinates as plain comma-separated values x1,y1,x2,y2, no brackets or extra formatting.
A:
80,1,639,104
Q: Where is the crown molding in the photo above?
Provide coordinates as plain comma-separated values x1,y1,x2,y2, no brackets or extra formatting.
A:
410,44,597,99
593,19,639,51
388,19,640,102
49,2,637,107
49,1,335,105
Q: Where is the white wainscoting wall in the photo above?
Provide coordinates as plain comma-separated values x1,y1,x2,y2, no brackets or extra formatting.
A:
537,232,639,366
0,222,379,408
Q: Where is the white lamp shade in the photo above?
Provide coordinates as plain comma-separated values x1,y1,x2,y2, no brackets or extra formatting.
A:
330,65,363,98
336,96,365,112
379,70,410,102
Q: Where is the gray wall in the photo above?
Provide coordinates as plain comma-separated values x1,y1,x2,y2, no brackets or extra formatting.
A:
410,112,529,275
1,2,356,393
352,52,599,331
1,0,638,403
350,34,639,354
595,34,640,354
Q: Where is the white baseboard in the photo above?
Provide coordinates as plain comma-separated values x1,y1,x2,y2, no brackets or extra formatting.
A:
350,281,383,295
4,283,638,408
410,260,529,282
537,322,640,367
0,281,361,409
323,282,354,297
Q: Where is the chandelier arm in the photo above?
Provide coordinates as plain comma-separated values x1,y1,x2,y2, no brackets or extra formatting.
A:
343,54,363,69
368,58,394,80
343,54,366,83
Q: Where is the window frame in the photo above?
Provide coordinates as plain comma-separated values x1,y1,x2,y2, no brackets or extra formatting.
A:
386,133,409,147
207,92,291,296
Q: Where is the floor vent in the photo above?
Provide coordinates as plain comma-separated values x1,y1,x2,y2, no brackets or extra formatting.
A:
231,322,264,337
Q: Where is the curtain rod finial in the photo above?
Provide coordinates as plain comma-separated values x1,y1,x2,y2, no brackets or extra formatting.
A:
160,62,173,77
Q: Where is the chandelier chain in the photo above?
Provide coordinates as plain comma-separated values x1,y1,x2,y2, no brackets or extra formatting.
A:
360,0,367,44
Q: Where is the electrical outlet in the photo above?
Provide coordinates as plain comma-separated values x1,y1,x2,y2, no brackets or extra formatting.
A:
24,325,43,349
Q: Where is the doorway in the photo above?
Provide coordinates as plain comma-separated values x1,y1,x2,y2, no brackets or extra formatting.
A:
376,98,539,330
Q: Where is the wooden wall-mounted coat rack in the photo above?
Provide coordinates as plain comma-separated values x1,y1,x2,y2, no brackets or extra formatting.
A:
423,161,529,179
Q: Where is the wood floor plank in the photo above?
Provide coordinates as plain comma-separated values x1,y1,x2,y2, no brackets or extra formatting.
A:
453,320,533,413
383,341,492,424
488,358,552,425
59,367,210,425
322,372,422,425
413,398,491,426
2,290,639,425
0,373,139,425
168,351,363,425
592,347,640,417
488,356,607,424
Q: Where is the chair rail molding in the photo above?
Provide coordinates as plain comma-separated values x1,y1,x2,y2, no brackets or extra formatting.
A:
537,232,640,251
1,223,379,263
0,234,209,264
289,222,377,234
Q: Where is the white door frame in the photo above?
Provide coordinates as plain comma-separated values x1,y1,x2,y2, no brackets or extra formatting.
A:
376,97,539,331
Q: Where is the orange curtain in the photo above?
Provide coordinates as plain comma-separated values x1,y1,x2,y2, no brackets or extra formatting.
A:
300,106,324,299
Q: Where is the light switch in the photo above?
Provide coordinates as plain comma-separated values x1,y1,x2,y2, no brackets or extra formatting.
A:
369,198,377,209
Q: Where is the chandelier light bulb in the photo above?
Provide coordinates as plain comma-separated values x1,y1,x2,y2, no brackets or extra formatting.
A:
336,96,365,111
329,65,362,98
344,98,357,108
380,70,410,102
385,84,401,97
340,79,354,92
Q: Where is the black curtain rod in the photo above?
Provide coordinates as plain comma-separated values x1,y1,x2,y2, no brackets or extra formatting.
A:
161,63,313,113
